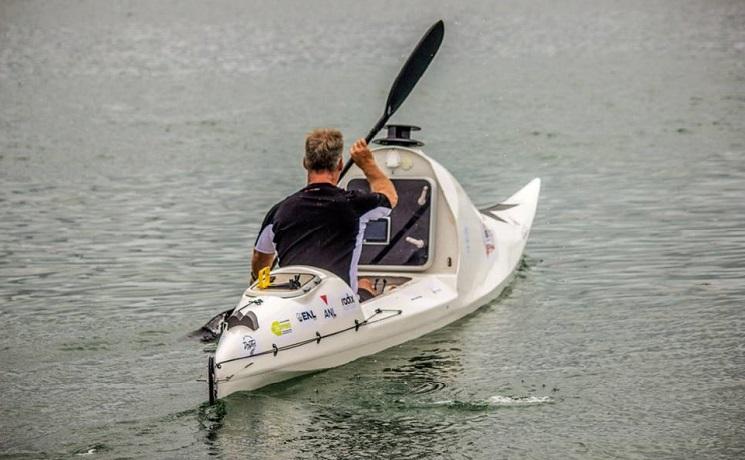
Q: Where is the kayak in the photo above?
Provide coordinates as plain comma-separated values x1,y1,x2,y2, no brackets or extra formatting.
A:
207,125,540,402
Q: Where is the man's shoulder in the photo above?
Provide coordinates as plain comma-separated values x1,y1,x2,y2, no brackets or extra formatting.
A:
343,188,392,212
261,194,294,226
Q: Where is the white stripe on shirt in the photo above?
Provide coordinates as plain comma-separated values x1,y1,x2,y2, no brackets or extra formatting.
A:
349,206,391,292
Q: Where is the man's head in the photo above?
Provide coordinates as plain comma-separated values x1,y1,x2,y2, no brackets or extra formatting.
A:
304,128,343,173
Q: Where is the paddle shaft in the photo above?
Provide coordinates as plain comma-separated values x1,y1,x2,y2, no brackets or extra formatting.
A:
338,114,389,178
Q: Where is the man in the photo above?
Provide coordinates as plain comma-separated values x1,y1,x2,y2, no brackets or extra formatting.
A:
252,128,398,301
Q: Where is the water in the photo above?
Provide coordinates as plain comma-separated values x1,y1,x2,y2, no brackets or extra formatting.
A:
1,0,744,458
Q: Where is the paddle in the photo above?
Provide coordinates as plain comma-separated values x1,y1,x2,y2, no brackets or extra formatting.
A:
195,21,444,341
339,20,445,180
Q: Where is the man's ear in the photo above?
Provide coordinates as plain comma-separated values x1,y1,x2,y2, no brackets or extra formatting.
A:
337,157,343,171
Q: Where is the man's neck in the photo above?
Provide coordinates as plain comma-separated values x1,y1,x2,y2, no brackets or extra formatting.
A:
307,170,339,186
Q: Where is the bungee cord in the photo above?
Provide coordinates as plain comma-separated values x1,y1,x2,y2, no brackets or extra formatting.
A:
214,308,403,373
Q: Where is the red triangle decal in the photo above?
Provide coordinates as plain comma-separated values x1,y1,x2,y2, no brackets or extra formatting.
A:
320,295,328,305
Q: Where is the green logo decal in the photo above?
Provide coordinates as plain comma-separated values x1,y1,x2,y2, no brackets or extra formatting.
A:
271,320,292,336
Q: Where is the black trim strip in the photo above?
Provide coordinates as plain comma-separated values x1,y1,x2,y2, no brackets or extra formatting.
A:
480,202,518,213
370,201,431,264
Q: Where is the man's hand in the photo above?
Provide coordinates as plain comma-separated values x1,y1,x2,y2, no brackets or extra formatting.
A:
348,138,398,208
349,139,376,171
251,250,275,285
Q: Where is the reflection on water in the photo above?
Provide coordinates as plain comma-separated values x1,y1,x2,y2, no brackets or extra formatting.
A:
207,346,474,459
197,400,226,454
383,348,464,393
299,407,471,459
201,333,560,458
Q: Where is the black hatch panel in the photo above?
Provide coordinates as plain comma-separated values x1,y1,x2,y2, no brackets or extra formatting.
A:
348,178,433,269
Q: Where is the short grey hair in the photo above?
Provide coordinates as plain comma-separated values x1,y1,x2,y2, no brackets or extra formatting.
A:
304,128,343,172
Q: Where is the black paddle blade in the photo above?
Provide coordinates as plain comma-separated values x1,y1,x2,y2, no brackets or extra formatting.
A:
385,20,444,117
191,307,233,342
345,20,445,178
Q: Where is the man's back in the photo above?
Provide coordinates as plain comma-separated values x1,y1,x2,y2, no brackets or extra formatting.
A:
250,129,397,298
255,183,390,291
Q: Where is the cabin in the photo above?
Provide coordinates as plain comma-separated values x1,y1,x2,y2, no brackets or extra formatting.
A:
340,124,481,297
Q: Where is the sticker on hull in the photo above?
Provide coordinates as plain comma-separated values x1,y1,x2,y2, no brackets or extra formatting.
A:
242,335,257,355
296,310,317,322
271,320,292,336
341,293,356,310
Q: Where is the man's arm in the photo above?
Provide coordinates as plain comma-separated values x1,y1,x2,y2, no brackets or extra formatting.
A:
349,139,398,208
252,204,279,283
251,249,275,283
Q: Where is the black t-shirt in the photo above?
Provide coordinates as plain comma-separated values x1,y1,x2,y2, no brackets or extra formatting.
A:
255,183,391,291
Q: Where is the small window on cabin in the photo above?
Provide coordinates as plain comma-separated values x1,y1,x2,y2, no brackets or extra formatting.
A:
363,217,391,245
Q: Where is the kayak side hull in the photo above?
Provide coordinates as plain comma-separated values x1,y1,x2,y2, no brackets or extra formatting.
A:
468,177,541,306
215,272,520,399
216,276,457,398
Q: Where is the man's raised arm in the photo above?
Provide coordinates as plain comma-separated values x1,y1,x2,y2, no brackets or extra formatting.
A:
349,139,398,207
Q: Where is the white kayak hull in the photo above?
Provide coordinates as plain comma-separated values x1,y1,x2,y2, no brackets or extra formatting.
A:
210,145,540,402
